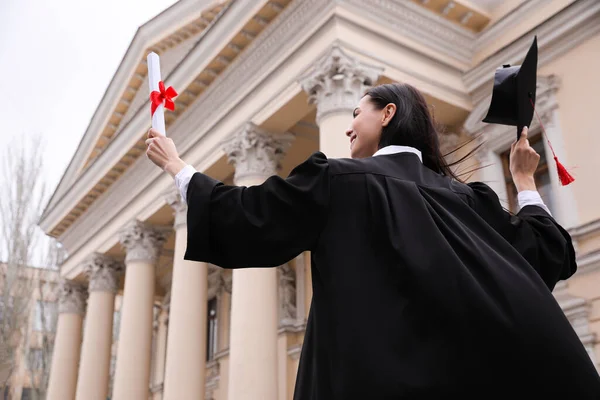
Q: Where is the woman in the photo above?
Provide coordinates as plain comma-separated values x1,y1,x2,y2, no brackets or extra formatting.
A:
146,83,600,398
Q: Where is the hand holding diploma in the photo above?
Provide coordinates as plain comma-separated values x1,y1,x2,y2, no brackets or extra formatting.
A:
146,128,186,177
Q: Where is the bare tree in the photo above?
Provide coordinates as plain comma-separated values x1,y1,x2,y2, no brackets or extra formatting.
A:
0,134,59,399
25,243,61,400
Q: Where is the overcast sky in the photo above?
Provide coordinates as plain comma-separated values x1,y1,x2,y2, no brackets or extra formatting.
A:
0,0,177,191
0,0,177,264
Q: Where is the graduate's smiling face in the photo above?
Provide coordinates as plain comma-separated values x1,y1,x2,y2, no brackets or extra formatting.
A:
346,95,396,159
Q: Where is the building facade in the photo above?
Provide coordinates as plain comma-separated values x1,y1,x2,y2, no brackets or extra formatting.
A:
0,263,59,400
39,0,600,399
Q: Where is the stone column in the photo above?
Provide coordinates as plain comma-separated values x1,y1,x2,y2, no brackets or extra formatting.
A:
221,122,293,400
47,280,87,400
162,191,209,400
300,45,382,158
75,253,123,400
112,221,168,400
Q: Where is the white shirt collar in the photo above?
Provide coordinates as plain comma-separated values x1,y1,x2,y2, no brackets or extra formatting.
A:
373,145,422,162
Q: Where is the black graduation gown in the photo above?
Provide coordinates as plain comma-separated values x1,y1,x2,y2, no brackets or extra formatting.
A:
184,151,600,399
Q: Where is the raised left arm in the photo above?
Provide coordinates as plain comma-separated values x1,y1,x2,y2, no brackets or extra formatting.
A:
184,152,331,268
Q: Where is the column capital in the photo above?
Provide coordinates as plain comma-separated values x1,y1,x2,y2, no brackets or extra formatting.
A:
58,279,87,315
299,45,382,125
82,253,124,293
119,220,169,264
222,122,294,185
165,189,187,229
535,74,561,126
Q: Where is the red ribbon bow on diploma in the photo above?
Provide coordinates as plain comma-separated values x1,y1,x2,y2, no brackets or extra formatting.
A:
150,81,178,116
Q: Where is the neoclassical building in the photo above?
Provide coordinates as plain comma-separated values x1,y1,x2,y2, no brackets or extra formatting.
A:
39,0,600,399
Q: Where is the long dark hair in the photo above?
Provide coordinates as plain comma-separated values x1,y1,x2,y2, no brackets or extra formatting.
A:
364,83,481,183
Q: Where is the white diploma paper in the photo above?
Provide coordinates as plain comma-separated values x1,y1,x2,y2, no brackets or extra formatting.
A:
147,52,166,136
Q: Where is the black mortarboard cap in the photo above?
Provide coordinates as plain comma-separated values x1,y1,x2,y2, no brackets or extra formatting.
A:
482,36,538,140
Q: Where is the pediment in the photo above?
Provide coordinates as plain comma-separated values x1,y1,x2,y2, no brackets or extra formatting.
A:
44,0,232,216
40,0,292,239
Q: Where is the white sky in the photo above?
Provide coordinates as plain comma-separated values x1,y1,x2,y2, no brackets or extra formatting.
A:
0,0,177,265
0,0,178,192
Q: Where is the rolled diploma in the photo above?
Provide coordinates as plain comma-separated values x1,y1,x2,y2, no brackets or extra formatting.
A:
147,52,166,136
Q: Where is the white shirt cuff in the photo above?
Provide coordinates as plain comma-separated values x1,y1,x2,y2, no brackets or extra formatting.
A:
517,190,552,217
174,165,197,204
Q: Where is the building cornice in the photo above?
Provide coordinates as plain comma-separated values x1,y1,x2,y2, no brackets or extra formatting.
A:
569,218,600,240
42,0,230,221
569,217,600,277
40,0,275,238
576,250,600,277
341,0,476,66
474,0,549,52
464,0,600,95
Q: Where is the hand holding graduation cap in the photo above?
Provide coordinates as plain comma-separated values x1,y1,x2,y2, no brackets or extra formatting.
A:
482,35,574,186
510,127,540,192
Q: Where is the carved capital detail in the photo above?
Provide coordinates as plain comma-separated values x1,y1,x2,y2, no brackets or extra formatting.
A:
207,265,232,298
278,263,297,327
222,122,294,184
119,220,169,264
58,279,87,315
299,45,383,125
165,189,187,229
82,253,124,293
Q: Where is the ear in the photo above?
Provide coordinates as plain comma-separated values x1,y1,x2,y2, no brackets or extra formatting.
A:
381,103,396,127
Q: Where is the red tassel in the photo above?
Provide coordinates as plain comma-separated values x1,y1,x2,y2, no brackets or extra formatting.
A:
554,156,575,186
530,99,575,186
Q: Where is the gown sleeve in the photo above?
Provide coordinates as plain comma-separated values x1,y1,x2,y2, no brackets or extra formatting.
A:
467,181,577,291
183,152,330,268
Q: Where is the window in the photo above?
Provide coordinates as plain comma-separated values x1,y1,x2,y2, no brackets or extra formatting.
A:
206,298,218,361
501,133,554,214
20,388,32,400
33,301,57,332
27,349,43,371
